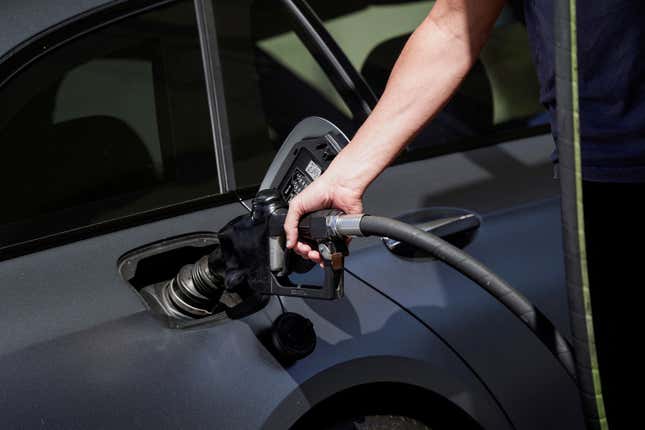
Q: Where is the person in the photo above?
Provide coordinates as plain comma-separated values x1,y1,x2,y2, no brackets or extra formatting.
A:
284,1,645,428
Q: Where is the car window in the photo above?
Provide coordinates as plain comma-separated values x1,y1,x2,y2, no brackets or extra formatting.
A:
212,0,359,188
0,0,218,253
309,0,547,152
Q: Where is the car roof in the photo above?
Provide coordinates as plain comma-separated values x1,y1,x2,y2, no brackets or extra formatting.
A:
0,0,111,61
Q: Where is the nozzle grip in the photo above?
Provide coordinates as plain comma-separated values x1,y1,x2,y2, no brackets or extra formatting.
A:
297,209,343,241
266,209,346,300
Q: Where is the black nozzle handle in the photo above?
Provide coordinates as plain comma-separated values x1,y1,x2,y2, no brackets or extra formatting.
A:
297,209,344,241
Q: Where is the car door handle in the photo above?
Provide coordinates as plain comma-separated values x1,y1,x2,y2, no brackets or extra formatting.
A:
382,208,481,257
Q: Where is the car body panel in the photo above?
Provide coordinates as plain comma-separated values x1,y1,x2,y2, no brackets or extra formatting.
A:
0,203,244,356
347,198,584,429
0,0,136,60
322,131,584,428
0,205,510,429
362,134,559,219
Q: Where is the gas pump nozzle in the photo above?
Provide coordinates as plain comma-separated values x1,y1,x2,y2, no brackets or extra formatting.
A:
217,189,351,300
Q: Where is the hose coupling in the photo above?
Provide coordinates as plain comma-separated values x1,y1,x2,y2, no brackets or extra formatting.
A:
326,214,365,238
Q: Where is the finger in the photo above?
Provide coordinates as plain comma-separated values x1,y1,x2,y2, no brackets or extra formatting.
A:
294,242,312,257
284,197,304,248
307,250,322,264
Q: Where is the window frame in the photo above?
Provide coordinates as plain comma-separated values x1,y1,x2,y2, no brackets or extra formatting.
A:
280,0,378,123
194,0,237,191
0,0,239,261
208,0,379,191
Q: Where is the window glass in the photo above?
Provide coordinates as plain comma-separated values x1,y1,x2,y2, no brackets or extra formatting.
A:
310,0,546,151
0,1,218,251
212,0,358,188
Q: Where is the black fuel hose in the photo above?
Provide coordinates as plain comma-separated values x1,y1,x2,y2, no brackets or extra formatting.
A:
357,215,577,382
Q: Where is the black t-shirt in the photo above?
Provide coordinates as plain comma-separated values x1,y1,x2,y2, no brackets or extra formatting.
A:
524,0,645,182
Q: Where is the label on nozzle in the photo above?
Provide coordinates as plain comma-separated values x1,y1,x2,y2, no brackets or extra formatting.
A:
305,160,322,180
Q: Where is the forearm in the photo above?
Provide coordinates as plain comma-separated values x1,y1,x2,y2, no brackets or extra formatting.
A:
325,0,505,194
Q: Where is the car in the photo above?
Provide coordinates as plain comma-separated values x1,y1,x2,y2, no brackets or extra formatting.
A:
0,0,583,429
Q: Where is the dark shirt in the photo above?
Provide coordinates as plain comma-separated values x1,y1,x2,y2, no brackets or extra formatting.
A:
524,0,645,182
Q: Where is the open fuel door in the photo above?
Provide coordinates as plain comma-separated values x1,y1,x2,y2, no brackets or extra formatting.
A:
260,116,349,197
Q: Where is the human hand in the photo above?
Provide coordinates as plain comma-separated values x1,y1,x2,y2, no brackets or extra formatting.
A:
283,171,364,264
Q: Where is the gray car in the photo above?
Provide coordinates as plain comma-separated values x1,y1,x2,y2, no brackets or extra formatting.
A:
0,0,583,429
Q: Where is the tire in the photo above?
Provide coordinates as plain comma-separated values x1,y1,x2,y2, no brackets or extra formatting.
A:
323,415,430,430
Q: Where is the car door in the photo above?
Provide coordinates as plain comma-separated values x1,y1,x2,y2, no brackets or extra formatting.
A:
302,2,585,429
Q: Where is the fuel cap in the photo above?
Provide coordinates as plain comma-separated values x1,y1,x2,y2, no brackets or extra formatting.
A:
270,312,316,363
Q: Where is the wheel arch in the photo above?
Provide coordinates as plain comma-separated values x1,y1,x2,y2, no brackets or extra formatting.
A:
260,354,510,430
290,381,484,430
